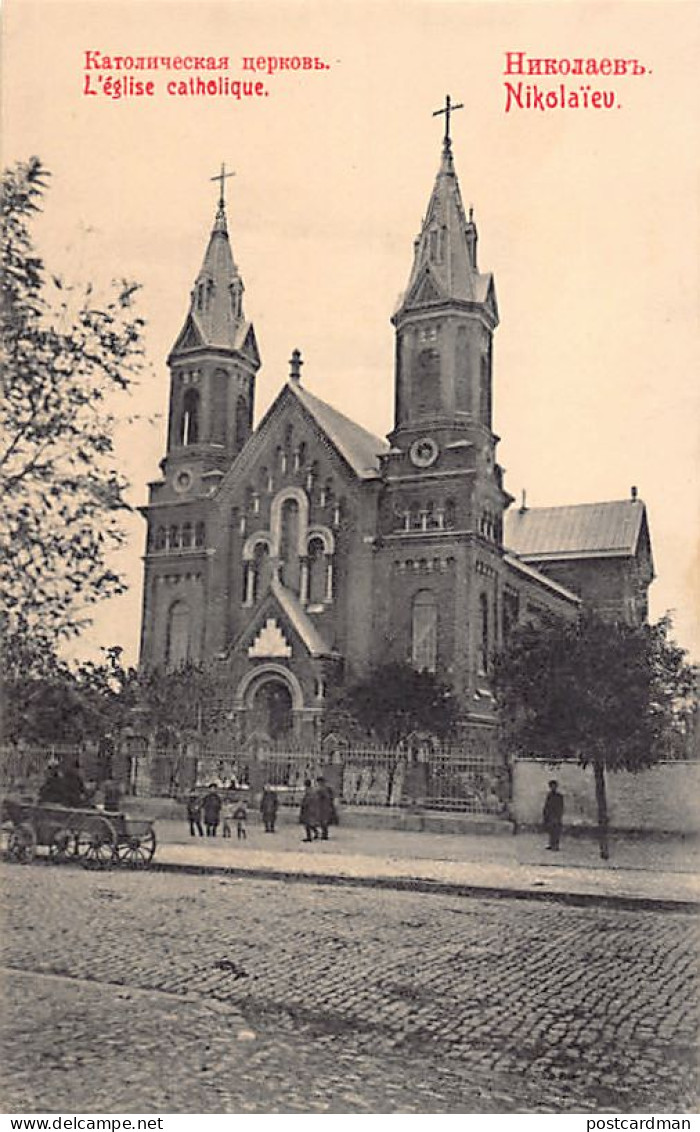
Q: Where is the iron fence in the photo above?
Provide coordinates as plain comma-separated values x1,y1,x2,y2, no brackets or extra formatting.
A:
0,743,510,816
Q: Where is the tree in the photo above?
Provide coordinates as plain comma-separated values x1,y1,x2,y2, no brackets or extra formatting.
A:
1,645,138,748
492,612,693,858
1,157,145,675
324,662,458,747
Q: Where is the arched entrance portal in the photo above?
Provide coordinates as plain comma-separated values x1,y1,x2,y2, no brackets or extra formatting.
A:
249,678,293,741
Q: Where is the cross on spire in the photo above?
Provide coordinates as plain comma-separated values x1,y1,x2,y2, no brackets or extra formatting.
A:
210,162,235,209
432,94,464,151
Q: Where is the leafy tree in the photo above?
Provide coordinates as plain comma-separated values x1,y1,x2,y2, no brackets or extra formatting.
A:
1,646,138,748
135,662,224,751
1,157,145,675
324,662,458,747
492,612,693,858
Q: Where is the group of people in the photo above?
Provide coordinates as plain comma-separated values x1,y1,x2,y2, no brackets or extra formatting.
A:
186,783,279,840
185,776,338,844
299,776,337,843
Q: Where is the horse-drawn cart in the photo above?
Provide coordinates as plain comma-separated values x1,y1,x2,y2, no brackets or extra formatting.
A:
1,797,156,868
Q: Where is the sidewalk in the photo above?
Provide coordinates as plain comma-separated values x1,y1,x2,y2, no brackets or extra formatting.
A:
151,816,700,909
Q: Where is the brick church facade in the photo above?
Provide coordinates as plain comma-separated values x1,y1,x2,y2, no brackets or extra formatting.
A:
138,121,654,747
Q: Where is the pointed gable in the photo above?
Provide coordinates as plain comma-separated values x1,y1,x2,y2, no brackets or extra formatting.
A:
236,577,335,660
405,264,448,308
289,383,389,479
171,313,205,353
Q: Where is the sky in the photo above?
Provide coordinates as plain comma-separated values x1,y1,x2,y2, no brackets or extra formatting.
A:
3,0,699,664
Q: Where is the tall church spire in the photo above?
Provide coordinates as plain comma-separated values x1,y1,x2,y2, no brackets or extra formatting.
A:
395,98,494,315
390,103,499,440
163,165,260,466
169,163,251,356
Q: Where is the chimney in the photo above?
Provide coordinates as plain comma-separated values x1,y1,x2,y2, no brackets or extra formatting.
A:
631,485,638,501
519,489,528,513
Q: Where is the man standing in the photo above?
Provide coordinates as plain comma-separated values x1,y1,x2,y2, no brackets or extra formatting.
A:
260,784,279,833
315,775,337,842
299,779,319,843
543,779,564,851
202,785,222,837
186,792,203,837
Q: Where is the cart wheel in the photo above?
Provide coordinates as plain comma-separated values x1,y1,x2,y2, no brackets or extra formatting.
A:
6,823,36,864
116,829,156,868
48,826,76,864
75,817,117,869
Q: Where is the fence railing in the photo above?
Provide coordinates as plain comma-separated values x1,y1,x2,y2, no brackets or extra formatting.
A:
0,743,511,816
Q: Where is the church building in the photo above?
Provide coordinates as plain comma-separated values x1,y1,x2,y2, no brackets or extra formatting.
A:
138,107,654,747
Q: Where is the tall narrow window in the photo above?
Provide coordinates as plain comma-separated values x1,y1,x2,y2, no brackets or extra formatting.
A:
252,542,272,602
279,498,300,592
180,388,200,446
411,589,438,673
308,537,326,605
211,370,228,444
479,592,489,675
480,348,492,428
166,601,190,669
235,396,249,452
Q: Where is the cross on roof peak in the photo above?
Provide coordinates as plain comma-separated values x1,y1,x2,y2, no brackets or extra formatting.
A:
210,162,236,210
432,94,464,151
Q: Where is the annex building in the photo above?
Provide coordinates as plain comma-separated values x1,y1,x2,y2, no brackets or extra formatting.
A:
138,111,654,750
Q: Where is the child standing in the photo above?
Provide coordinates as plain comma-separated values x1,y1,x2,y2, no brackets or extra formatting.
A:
221,799,234,838
233,799,248,840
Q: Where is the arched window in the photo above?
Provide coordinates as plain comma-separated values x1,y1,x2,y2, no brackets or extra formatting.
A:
479,592,489,675
235,396,249,452
181,522,192,549
166,601,190,669
279,498,300,592
179,388,200,446
251,542,272,602
412,590,438,673
194,522,205,548
308,537,326,606
211,369,228,445
445,499,456,529
415,347,441,416
169,525,180,550
155,526,166,551
480,349,492,427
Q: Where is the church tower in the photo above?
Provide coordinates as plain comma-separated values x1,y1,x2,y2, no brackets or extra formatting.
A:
376,99,513,718
164,165,260,482
139,168,260,669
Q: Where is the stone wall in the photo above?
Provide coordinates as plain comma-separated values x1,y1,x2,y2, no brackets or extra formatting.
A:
513,758,700,834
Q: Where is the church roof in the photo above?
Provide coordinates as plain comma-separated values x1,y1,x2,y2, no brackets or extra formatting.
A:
395,138,497,317
289,382,389,479
504,499,648,561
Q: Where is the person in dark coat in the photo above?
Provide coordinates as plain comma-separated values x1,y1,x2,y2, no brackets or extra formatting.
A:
102,777,122,813
60,761,91,807
187,792,203,837
299,779,319,842
38,765,64,804
543,779,564,850
315,775,337,841
202,785,222,837
260,784,279,833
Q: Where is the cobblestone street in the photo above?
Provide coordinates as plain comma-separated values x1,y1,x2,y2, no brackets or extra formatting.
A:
0,863,697,1113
